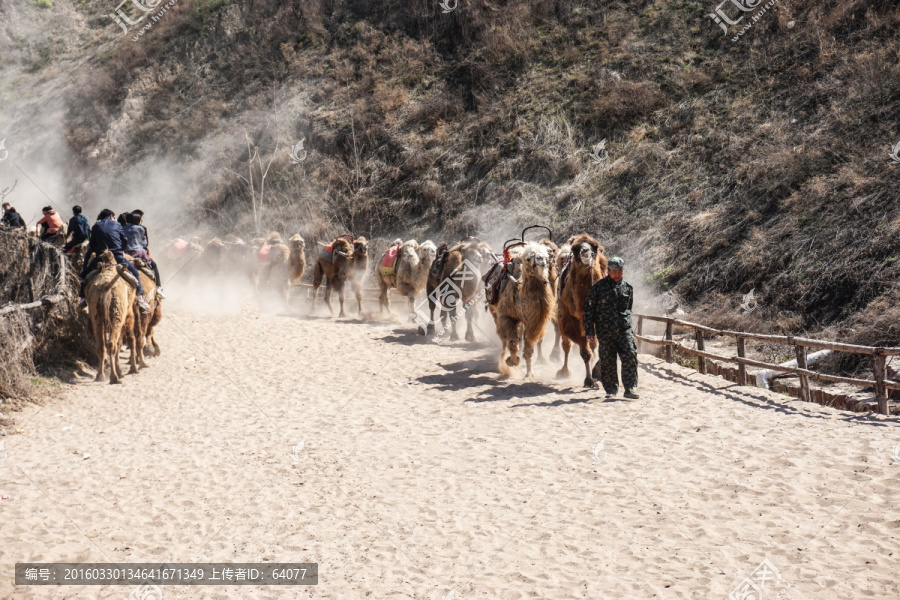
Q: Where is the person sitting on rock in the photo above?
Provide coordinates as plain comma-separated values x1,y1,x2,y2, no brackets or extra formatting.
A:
123,211,165,298
1,202,26,230
35,206,63,241
78,209,151,313
63,205,90,253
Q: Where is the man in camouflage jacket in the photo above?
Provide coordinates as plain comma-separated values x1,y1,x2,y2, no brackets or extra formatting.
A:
584,256,639,399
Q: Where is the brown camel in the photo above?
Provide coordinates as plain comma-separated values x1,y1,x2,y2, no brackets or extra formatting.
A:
556,233,608,387
126,256,162,369
489,242,556,377
423,239,494,341
84,251,138,384
376,239,437,316
311,235,368,317
256,232,306,308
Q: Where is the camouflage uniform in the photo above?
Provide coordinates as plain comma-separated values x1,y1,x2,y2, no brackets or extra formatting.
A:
584,275,638,395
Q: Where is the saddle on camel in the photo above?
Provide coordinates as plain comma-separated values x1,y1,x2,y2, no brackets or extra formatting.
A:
379,239,403,277
483,226,552,307
318,233,355,263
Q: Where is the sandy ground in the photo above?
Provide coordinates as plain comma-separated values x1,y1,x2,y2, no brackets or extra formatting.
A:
1,292,900,600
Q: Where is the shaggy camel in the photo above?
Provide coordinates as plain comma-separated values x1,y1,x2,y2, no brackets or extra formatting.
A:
376,239,437,316
424,239,494,341
127,256,162,368
84,251,138,384
533,237,561,363
556,233,608,387
490,242,556,377
311,235,368,317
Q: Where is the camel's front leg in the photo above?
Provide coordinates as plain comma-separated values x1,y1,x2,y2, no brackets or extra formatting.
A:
464,301,476,343
336,281,347,318
449,299,460,341
556,338,572,379
549,321,562,361
354,281,364,315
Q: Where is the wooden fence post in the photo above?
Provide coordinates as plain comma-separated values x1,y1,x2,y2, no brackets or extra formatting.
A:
874,353,888,415
736,336,746,385
696,329,706,374
636,315,643,354
665,320,674,363
795,344,810,403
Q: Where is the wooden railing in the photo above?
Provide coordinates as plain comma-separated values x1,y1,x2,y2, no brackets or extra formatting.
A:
634,313,900,415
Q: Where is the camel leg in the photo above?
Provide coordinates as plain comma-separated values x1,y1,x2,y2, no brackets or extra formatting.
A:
524,321,545,377
464,302,476,343
556,338,572,379
590,337,602,380
498,338,512,377
549,322,562,362
524,340,536,377
536,339,545,364
500,318,520,368
355,282,363,316
310,263,324,314
335,281,346,318
425,297,436,336
134,319,148,370
108,327,122,385
94,320,107,382
323,281,335,315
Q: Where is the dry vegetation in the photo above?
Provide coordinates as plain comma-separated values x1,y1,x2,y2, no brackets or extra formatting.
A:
24,0,900,365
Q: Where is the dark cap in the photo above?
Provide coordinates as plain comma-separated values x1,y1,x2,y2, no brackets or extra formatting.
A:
608,256,625,270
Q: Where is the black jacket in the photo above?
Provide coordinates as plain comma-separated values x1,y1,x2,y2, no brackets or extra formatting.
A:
86,218,128,258
584,275,634,337
2,208,25,229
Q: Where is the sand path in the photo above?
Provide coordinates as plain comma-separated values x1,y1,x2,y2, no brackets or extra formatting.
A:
1,301,899,599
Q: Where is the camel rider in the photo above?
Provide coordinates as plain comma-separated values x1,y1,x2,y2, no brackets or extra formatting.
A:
1,202,26,229
123,212,165,298
77,209,151,313
63,205,90,253
584,256,639,399
36,206,64,241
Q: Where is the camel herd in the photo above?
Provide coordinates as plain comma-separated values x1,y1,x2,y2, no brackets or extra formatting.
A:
82,229,611,386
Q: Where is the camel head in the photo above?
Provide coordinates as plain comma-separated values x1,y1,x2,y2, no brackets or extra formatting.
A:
266,232,284,246
539,238,559,264
570,233,603,269
460,241,493,272
353,237,368,258
289,234,305,250
419,240,437,263
520,242,552,285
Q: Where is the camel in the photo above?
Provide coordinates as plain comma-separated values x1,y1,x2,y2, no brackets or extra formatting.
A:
556,233,608,387
126,256,162,368
311,235,368,317
533,237,561,363
256,233,306,308
376,238,437,317
84,251,138,384
423,239,494,341
489,242,556,377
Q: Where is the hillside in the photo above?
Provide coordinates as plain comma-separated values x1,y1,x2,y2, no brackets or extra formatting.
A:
2,0,899,359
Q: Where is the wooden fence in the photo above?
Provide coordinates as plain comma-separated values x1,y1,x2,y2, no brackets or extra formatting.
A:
633,313,900,416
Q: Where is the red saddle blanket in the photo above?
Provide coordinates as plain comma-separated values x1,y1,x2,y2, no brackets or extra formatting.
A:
380,244,401,275
258,245,271,263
